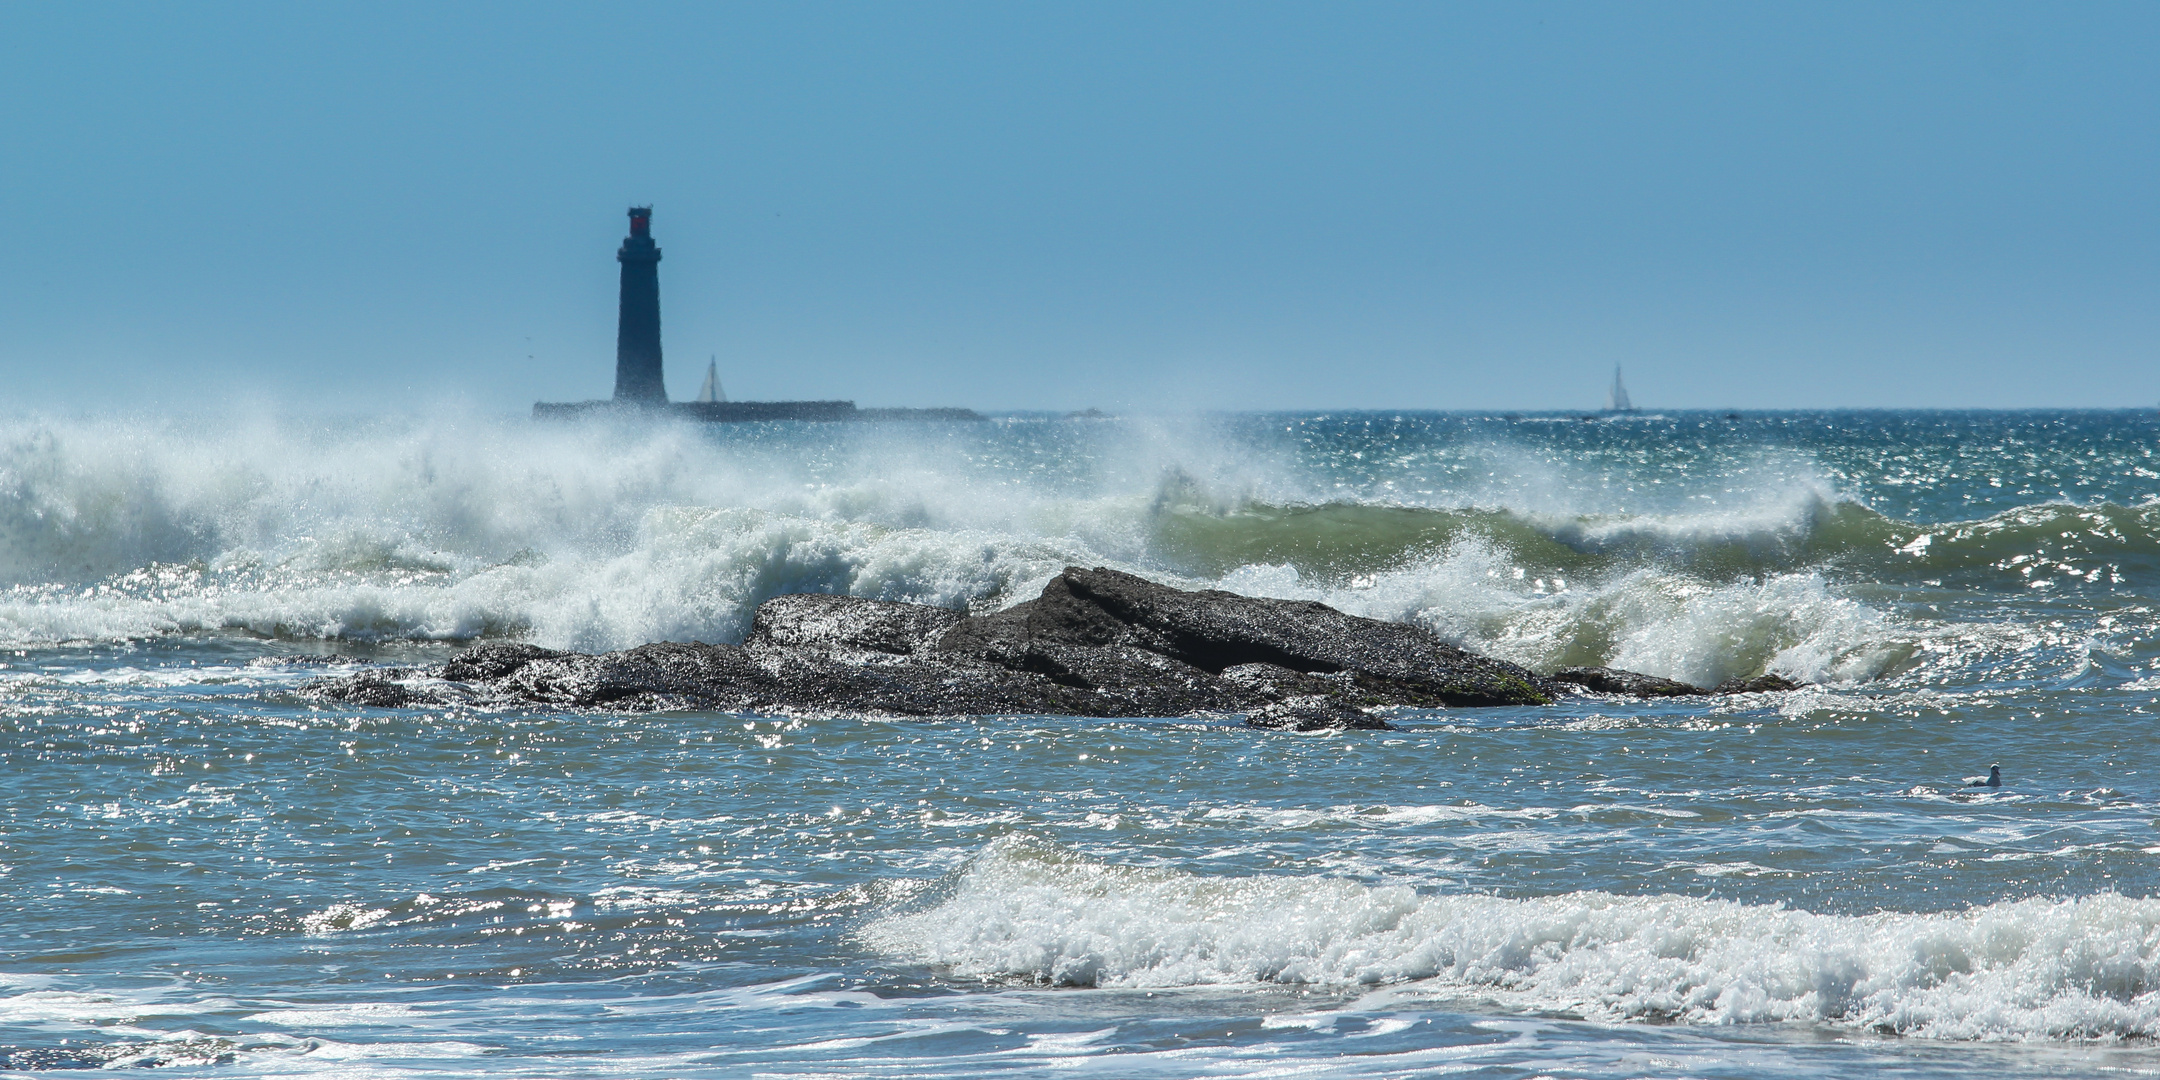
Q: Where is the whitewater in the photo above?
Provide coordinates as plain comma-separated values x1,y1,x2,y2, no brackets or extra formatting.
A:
6,408,2160,1078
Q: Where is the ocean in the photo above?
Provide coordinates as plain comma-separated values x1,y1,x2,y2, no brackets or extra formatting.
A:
5,408,2160,1078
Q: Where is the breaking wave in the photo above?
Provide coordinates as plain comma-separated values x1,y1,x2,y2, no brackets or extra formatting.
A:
0,410,2128,686
1218,552,1914,688
1151,494,2160,591
865,837,2160,1042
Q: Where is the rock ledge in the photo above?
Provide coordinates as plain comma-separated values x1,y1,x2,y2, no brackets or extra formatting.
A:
306,567,1797,728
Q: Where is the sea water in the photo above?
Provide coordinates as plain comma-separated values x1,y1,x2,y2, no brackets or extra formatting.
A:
5,409,2160,1078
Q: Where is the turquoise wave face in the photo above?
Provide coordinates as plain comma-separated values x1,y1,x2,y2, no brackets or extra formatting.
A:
1146,496,2160,592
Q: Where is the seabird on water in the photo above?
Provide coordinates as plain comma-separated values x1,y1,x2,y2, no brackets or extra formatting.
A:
1967,763,2002,789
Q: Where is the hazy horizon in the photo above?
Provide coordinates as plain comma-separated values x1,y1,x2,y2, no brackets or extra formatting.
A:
3,2,2154,413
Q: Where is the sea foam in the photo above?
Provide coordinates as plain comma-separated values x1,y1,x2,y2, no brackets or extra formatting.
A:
0,412,1986,685
864,837,2160,1042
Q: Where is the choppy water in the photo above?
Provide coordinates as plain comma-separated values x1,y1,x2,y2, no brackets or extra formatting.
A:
6,409,2160,1078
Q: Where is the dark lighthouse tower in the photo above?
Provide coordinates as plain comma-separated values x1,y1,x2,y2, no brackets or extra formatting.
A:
534,204,976,422
612,206,666,403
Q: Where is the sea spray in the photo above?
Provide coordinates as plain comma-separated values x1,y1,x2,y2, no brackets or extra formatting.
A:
1,410,2153,686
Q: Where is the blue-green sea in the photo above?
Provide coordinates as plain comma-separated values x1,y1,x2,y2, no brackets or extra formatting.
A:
8,409,2160,1078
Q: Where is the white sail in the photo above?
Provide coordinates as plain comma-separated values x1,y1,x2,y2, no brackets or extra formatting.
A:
1606,366,1632,412
696,357,726,403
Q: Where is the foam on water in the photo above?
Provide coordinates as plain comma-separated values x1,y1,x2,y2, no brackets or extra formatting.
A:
12,409,2160,1078
0,413,1131,650
867,837,2160,1042
0,410,2143,692
1212,542,1919,687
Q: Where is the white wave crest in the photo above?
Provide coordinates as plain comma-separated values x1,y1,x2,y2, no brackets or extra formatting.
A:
0,412,1933,681
0,508,1092,652
0,414,1136,650
863,837,2160,1042
1218,541,1915,687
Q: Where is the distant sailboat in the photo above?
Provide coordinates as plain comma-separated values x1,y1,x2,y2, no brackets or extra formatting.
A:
1604,365,1634,413
695,356,727,404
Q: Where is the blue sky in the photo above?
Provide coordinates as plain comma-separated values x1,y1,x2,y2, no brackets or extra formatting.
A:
1,2,2154,412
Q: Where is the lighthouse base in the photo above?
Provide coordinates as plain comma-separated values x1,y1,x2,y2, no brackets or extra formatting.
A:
532,400,982,423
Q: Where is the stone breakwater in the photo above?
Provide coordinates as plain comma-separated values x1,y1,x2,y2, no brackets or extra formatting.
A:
306,567,1797,728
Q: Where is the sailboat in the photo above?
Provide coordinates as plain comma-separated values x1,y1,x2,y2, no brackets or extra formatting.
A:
695,356,727,404
1604,365,1635,413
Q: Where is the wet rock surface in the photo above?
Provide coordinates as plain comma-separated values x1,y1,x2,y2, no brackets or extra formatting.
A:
305,567,1798,726
1552,665,1810,698
1712,672,1807,695
1553,666,1712,698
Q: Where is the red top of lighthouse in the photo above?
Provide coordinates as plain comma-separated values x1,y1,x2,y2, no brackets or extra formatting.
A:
628,206,652,237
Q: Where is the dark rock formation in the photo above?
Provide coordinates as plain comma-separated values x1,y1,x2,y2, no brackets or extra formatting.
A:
749,593,963,656
1552,665,1807,698
309,670,440,708
1246,695,1390,731
303,566,1795,726
1713,673,1806,695
1553,666,1711,697
441,642,562,682
935,568,1558,710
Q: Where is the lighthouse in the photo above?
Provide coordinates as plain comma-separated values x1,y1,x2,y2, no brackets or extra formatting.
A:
532,205,978,423
612,206,666,403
